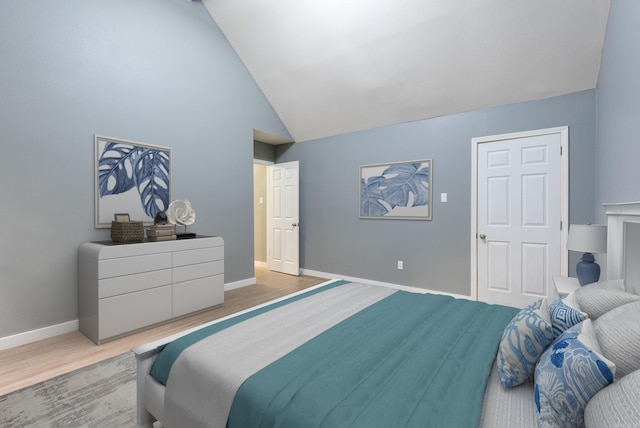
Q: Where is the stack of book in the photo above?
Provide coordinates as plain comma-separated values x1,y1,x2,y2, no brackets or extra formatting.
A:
147,223,176,241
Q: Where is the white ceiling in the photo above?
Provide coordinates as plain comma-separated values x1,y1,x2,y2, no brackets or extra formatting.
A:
201,0,610,143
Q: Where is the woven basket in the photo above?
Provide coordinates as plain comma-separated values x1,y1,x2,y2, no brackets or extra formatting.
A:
111,221,144,243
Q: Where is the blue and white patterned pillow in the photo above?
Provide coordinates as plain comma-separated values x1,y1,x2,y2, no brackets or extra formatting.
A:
534,320,616,428
497,298,555,388
548,293,588,338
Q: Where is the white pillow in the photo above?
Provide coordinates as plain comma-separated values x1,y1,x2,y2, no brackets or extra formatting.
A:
580,278,625,290
593,300,640,378
534,320,616,427
584,369,640,428
574,279,640,319
497,298,554,388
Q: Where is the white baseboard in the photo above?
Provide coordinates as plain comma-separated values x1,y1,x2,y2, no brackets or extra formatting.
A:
1,272,467,351
254,261,268,269
300,268,471,300
0,279,256,351
0,320,79,351
224,277,256,291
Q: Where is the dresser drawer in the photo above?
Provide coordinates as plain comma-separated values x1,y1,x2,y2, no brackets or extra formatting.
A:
173,246,223,267
99,253,171,279
99,285,172,340
99,269,172,298
173,260,224,283
173,275,224,317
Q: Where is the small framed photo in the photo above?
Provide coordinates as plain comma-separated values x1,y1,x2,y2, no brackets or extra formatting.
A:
114,213,130,222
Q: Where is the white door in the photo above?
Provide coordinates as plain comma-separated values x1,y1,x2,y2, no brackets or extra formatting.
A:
267,161,300,275
473,128,568,308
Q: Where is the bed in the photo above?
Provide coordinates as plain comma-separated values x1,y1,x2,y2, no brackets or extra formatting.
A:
133,202,640,428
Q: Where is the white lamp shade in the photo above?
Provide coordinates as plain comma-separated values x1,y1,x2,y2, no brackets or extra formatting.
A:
567,224,607,253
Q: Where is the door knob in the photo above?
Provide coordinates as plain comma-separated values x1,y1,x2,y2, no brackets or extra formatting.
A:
292,223,299,227
479,233,486,240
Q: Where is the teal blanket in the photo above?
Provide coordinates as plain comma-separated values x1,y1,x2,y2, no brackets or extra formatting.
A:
227,292,517,428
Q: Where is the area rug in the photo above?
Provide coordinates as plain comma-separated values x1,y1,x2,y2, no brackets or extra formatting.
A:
0,352,139,428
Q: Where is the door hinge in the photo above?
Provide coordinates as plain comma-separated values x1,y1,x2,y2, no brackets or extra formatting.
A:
560,221,563,231
560,146,563,156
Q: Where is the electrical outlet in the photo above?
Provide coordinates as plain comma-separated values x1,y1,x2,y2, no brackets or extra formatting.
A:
397,260,403,270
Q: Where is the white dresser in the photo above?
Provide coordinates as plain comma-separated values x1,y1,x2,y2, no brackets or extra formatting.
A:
78,236,224,344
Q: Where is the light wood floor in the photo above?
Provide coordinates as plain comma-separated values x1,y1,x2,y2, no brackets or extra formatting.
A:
0,267,327,397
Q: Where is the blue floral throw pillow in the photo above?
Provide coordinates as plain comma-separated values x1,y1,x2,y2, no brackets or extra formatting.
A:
497,298,555,388
534,320,616,428
548,293,588,338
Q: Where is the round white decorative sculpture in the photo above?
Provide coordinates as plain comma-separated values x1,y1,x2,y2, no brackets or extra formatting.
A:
167,200,196,226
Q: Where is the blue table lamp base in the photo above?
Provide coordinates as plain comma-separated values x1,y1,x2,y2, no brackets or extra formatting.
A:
576,252,601,286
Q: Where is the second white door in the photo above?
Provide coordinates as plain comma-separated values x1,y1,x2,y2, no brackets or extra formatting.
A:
474,128,568,308
267,161,300,276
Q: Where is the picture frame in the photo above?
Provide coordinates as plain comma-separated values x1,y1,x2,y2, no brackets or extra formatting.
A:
95,135,172,228
113,213,130,222
359,159,432,220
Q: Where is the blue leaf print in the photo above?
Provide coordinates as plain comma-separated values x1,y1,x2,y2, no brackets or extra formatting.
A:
98,141,171,219
134,149,171,218
380,163,429,208
97,142,139,197
361,176,389,216
550,340,569,368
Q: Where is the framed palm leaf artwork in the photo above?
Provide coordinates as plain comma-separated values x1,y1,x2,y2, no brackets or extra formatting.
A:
359,159,432,220
94,135,172,228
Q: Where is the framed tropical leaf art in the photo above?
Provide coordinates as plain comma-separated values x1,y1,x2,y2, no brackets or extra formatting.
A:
95,135,172,228
360,159,432,220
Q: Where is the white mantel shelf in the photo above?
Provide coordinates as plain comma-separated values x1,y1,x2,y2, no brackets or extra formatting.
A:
603,201,640,214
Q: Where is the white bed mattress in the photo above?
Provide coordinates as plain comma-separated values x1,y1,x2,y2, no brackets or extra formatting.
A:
136,280,536,427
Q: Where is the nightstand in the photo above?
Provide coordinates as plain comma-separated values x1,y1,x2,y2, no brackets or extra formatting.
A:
552,276,580,298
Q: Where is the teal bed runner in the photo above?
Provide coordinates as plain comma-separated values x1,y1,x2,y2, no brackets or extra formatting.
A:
227,292,517,428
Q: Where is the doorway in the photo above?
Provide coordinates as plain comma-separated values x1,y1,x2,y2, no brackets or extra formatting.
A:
253,132,300,276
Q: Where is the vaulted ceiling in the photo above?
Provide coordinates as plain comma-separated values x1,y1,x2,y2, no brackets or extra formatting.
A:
201,0,610,143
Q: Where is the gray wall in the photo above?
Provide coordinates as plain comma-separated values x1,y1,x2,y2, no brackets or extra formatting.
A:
254,141,276,162
276,91,597,295
0,0,289,338
2,0,623,339
595,0,640,220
